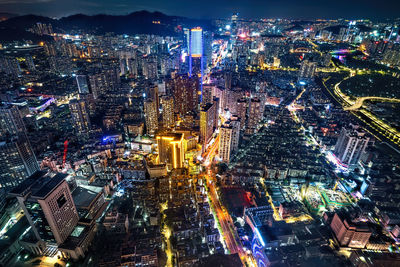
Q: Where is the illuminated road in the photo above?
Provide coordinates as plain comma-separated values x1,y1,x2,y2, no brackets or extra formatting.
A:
343,96,400,111
322,76,400,147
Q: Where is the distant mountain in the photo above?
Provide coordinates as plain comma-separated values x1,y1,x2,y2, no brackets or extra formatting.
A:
0,10,214,39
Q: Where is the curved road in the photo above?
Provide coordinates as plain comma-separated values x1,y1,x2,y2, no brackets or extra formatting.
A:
344,96,400,111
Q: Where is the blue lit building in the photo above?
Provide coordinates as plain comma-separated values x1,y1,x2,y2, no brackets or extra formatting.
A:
186,27,204,101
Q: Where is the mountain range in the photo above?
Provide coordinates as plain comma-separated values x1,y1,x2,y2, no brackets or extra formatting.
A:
0,11,213,42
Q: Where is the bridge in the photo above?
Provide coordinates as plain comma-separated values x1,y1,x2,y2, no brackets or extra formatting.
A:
343,96,400,111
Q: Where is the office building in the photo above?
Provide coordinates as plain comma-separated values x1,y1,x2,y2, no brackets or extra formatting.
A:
69,99,91,136
144,100,158,135
156,132,185,170
9,171,79,246
200,102,217,145
334,125,370,167
330,212,371,249
160,96,174,128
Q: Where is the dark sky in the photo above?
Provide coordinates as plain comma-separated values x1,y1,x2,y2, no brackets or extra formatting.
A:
0,0,399,20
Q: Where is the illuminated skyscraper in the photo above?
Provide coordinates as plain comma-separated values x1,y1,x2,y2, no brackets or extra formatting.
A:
186,27,204,99
144,100,159,135
69,99,91,136
160,96,174,128
156,133,185,170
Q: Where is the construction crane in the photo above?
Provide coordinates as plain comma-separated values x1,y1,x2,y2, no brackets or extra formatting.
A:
62,140,68,169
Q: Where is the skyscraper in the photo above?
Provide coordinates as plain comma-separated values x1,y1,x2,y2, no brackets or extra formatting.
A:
200,102,217,145
334,125,370,167
0,105,27,139
144,100,159,135
160,96,175,128
219,116,240,162
156,132,185,170
186,27,204,97
69,99,91,136
0,135,40,190
171,74,199,115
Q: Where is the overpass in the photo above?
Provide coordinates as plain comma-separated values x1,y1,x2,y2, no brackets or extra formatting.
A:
344,96,400,111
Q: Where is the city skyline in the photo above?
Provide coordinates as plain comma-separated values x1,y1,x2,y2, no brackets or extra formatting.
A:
1,4,400,267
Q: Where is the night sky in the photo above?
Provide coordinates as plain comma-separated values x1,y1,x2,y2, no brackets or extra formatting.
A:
0,0,399,20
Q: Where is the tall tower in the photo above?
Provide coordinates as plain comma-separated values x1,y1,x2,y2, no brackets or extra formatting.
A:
160,96,175,128
69,99,91,136
187,27,204,100
144,100,159,135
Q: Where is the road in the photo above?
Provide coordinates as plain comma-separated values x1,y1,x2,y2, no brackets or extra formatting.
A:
321,76,400,147
343,96,400,111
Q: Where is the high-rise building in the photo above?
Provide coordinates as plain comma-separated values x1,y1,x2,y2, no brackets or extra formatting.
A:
10,171,79,245
144,100,159,135
200,102,217,145
330,212,371,249
0,105,27,139
75,75,90,94
143,55,158,80
145,84,159,112
160,96,174,128
298,60,317,80
186,27,204,96
69,99,91,136
156,132,185,170
334,125,370,167
236,98,248,128
246,98,263,134
171,74,199,115
0,135,40,190
219,116,240,162
0,56,21,77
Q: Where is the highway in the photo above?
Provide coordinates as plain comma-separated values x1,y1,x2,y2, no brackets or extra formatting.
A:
321,75,400,147
343,96,400,111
